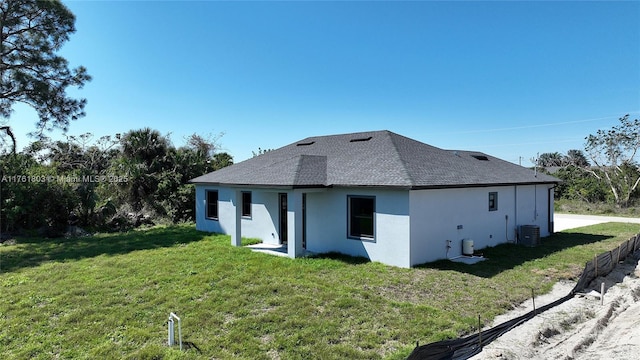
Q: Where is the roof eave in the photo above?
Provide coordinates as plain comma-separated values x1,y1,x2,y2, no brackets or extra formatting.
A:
191,181,558,191
191,182,329,190
410,181,560,190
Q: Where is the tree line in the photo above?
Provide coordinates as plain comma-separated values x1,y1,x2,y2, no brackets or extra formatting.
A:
0,129,232,236
2,115,637,237
0,1,637,237
0,2,238,237
538,115,640,208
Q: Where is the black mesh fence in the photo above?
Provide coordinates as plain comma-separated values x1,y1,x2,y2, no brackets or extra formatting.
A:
407,233,640,360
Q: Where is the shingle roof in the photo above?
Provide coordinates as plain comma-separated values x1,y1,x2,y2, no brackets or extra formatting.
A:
190,130,559,189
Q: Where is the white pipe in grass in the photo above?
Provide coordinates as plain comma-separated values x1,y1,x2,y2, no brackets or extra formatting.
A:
168,312,182,351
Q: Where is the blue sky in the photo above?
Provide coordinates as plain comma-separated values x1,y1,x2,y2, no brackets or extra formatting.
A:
7,0,640,166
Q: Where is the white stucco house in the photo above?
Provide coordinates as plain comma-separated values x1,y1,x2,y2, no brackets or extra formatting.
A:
190,130,559,268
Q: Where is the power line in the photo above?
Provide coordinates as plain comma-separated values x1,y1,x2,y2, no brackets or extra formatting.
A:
470,138,583,149
436,112,639,135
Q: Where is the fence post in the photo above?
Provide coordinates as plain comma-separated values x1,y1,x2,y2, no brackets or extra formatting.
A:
532,288,536,315
478,314,482,347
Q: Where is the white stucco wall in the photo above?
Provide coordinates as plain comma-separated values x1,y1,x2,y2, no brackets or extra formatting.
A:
304,188,411,268
194,185,223,233
195,183,554,268
195,185,412,267
408,184,555,266
513,184,555,236
194,186,281,244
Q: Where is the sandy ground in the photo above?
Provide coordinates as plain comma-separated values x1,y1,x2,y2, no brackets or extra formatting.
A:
470,253,640,360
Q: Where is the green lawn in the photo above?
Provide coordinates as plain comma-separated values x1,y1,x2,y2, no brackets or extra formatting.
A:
1,223,639,359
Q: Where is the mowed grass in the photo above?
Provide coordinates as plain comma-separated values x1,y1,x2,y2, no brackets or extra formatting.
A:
1,223,639,359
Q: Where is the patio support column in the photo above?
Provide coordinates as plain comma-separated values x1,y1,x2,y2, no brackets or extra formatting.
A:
230,189,242,247
288,190,304,258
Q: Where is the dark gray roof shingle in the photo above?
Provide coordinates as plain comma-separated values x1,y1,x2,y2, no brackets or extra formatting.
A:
190,130,559,188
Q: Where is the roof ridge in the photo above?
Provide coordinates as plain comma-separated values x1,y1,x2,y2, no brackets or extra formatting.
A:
386,131,416,186
306,129,391,140
293,154,327,186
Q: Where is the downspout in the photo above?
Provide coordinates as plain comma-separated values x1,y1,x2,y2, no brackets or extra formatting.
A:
514,185,518,243
548,185,557,234
534,184,538,222
505,187,515,243
505,214,514,243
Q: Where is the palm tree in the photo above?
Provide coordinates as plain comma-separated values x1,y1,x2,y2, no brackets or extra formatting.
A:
538,152,564,167
120,128,170,171
116,128,170,212
566,149,590,167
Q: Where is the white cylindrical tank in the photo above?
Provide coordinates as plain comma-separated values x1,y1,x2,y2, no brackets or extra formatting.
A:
462,239,474,256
